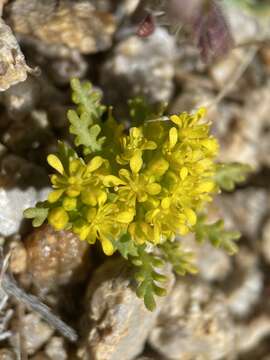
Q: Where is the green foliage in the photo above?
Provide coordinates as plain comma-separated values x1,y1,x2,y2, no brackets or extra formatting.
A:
160,241,198,276
24,78,248,311
114,235,166,311
23,206,49,227
195,215,241,255
228,0,270,15
215,162,252,191
68,78,106,155
133,246,167,311
113,233,138,259
128,97,167,127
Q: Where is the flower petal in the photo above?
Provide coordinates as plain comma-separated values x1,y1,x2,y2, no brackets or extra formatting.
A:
100,237,114,256
196,181,215,193
48,189,64,203
116,210,134,223
47,154,64,175
87,156,104,172
169,127,178,149
103,175,125,187
180,167,188,180
130,152,143,174
184,208,197,226
146,183,161,195
170,114,181,125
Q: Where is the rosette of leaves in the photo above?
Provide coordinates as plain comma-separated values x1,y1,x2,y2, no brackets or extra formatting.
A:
24,79,251,311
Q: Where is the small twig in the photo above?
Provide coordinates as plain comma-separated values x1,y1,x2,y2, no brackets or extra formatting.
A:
17,302,28,360
0,252,10,284
1,273,78,343
12,333,22,360
236,38,270,48
204,46,258,109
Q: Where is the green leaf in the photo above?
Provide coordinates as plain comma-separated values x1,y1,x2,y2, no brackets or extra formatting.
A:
68,79,106,154
70,78,106,118
194,215,241,255
132,246,167,311
113,233,138,259
129,97,167,127
67,110,105,154
160,241,198,276
113,235,166,310
215,162,252,191
23,207,49,227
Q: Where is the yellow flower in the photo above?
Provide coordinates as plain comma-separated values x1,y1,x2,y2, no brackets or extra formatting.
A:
47,155,105,202
117,127,156,172
104,169,161,205
40,106,219,254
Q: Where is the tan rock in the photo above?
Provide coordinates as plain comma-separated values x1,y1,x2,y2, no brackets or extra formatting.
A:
45,336,67,360
8,236,27,274
20,313,54,355
8,0,116,54
25,224,90,292
0,18,28,91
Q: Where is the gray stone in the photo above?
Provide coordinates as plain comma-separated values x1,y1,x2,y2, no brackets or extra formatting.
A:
226,249,263,319
149,280,236,360
0,76,41,120
236,316,270,355
77,259,174,360
223,3,270,46
100,28,176,112
45,336,67,360
0,186,50,237
215,189,269,240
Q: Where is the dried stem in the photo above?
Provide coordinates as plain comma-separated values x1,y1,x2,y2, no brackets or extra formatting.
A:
2,273,78,342
204,46,258,109
0,253,78,343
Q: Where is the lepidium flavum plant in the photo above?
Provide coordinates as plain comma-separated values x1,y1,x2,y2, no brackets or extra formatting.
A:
24,79,251,310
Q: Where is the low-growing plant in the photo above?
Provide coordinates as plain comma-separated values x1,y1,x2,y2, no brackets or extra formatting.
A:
24,79,251,310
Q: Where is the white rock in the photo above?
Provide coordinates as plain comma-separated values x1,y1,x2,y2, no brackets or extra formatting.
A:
0,187,50,236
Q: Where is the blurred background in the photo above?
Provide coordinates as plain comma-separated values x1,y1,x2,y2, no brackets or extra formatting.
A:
0,0,270,359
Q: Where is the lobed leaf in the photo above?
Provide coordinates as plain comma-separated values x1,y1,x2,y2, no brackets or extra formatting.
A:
68,78,106,154
195,215,241,255
160,241,198,276
215,162,252,191
23,207,49,227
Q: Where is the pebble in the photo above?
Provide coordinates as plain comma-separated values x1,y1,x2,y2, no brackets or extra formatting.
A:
8,0,117,54
0,18,28,91
0,186,49,237
100,28,176,113
19,313,54,355
149,279,236,360
77,258,174,360
25,224,90,292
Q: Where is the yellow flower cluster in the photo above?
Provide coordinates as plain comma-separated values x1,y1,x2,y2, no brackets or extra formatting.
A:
46,108,218,256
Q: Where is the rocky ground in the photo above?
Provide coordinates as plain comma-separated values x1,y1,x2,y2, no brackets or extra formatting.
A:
0,0,270,359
